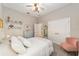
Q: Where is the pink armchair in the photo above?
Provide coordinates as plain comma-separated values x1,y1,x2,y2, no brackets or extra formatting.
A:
60,37,78,52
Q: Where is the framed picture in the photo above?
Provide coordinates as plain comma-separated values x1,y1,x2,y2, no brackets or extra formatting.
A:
0,18,3,28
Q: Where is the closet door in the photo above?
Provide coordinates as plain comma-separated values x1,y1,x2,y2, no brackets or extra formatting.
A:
34,24,43,37
48,17,70,44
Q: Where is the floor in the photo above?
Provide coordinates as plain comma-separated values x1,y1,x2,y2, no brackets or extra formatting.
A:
51,43,78,56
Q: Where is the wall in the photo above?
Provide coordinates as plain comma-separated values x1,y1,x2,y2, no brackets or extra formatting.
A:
0,4,5,42
0,5,37,41
0,4,2,17
38,4,79,38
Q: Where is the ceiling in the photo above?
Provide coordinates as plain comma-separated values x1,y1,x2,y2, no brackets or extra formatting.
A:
2,3,69,17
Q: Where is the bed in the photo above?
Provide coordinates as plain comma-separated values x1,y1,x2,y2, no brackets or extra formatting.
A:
0,37,53,56
19,37,54,56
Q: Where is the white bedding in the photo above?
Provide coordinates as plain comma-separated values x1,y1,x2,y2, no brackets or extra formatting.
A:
0,37,53,56
19,37,53,56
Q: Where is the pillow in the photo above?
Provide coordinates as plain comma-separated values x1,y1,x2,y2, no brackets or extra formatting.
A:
18,36,32,47
10,36,26,54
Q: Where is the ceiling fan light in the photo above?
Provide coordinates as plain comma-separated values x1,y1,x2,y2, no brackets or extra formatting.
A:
34,3,37,6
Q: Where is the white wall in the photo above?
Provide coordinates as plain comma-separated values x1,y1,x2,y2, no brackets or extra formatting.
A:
0,4,5,42
0,5,37,41
0,4,2,17
38,4,79,38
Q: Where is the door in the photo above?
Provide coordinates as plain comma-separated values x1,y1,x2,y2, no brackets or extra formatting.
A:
34,24,43,37
48,17,70,44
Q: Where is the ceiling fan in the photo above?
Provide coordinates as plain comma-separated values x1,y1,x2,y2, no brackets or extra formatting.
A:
26,3,44,13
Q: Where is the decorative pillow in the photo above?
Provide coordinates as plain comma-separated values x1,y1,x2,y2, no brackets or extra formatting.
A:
18,36,32,48
10,36,26,54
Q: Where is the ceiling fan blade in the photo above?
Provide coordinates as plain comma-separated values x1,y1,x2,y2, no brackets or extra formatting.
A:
40,7,44,10
26,5,32,7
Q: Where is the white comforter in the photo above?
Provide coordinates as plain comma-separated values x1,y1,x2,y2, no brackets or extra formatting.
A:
0,37,53,56
19,37,53,56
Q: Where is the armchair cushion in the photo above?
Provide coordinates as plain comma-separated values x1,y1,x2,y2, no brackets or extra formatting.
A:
61,42,77,51
60,37,77,52
66,37,77,47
